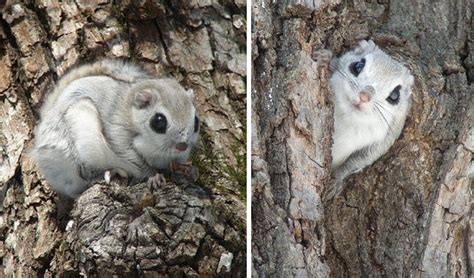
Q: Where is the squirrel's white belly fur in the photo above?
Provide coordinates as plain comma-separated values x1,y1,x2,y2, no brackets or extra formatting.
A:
332,116,386,168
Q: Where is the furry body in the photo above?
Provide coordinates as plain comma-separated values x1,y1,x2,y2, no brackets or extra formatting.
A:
33,59,199,198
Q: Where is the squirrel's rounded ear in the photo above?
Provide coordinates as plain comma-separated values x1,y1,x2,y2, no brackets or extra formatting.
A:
133,89,154,109
185,88,195,99
355,39,377,54
366,40,376,49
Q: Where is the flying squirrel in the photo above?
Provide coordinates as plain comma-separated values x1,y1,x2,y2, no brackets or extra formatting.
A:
325,40,414,200
32,59,200,198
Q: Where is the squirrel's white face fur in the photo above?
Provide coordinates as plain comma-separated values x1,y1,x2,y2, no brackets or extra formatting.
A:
131,79,199,169
330,40,414,169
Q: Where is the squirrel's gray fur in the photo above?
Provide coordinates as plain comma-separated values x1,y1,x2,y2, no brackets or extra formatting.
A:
32,59,199,198
325,40,414,200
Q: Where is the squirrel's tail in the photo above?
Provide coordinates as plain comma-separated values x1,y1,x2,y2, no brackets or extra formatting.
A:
40,59,149,116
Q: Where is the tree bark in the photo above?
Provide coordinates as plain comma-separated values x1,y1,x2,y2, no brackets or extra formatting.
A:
0,1,246,276
252,0,472,277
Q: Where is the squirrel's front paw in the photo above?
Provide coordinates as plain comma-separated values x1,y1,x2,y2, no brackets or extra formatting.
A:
147,173,166,191
170,161,199,182
104,168,129,184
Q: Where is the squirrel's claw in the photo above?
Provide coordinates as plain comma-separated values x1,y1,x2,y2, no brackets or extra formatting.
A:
147,173,166,191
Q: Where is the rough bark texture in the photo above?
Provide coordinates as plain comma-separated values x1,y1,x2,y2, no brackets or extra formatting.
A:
0,1,246,276
252,0,472,277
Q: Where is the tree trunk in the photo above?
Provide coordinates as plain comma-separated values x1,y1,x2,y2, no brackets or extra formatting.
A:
252,0,472,277
0,1,246,276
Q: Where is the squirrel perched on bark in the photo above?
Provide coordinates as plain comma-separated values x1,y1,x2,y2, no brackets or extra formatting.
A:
33,59,200,198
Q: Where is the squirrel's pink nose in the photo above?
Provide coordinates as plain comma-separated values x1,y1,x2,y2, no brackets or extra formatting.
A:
359,90,371,103
175,142,188,152
351,90,371,109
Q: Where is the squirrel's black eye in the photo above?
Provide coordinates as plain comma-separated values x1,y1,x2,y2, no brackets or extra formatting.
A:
350,58,366,76
194,116,199,133
386,85,401,105
150,113,167,134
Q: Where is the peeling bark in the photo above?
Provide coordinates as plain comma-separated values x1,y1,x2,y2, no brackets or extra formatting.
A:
252,0,472,276
0,1,246,276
